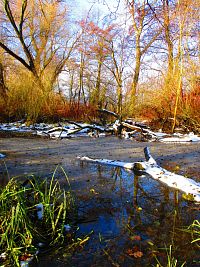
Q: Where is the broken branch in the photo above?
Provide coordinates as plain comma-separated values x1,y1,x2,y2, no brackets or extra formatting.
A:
134,147,200,202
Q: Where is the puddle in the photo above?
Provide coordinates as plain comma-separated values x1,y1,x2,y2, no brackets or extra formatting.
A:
33,163,200,267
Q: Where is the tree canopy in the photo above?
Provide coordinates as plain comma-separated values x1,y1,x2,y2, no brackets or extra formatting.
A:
0,0,199,128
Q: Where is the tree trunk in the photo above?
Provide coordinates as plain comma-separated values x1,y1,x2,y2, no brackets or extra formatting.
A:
172,0,185,132
0,62,8,99
91,59,102,108
117,79,123,115
164,0,174,79
131,40,141,110
69,70,74,104
78,52,86,106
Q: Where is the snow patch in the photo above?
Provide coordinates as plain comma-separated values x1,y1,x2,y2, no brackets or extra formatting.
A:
159,132,200,143
0,153,5,158
1,121,200,142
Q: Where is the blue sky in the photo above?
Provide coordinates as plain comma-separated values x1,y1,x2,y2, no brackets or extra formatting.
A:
72,0,127,26
74,0,123,16
75,0,111,12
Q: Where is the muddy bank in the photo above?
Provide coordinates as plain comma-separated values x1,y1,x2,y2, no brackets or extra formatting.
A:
0,136,200,183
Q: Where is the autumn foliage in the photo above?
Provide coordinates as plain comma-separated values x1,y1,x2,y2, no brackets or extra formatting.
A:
0,0,199,128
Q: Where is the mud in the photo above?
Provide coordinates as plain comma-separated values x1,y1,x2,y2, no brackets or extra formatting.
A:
0,136,200,182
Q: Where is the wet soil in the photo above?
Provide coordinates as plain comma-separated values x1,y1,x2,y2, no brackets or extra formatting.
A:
0,136,200,266
1,136,200,181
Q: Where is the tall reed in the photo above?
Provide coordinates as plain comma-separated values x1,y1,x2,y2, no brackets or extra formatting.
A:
0,168,77,266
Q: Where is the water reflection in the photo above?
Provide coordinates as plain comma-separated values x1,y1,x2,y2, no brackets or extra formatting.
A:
34,163,200,267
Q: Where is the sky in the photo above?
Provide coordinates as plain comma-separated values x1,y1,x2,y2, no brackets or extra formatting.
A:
74,0,125,19
75,0,116,13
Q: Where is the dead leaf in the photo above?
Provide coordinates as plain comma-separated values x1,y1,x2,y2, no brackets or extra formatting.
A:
133,235,141,241
126,248,135,256
126,247,143,258
133,251,143,258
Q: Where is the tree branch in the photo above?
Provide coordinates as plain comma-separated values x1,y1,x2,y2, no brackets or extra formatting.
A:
0,41,32,71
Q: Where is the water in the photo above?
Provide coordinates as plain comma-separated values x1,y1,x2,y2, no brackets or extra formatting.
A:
33,163,200,267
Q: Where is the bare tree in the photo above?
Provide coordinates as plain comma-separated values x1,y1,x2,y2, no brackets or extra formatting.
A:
125,0,162,111
0,0,79,90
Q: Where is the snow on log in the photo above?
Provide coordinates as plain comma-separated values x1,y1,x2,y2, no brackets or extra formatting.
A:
77,147,200,202
159,132,200,143
77,156,135,170
35,122,111,139
134,147,200,202
121,122,143,132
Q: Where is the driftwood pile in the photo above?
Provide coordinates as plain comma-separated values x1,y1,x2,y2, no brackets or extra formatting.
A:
99,109,200,143
36,120,112,139
0,109,200,142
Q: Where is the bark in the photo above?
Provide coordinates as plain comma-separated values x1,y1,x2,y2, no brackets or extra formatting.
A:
0,42,33,72
78,52,86,106
98,108,120,119
110,40,124,115
94,59,102,108
128,1,162,109
77,155,135,170
134,147,200,202
171,0,186,133
1,1,43,89
69,70,75,104
2,0,80,92
131,35,141,100
163,0,174,78
0,62,8,98
121,121,142,132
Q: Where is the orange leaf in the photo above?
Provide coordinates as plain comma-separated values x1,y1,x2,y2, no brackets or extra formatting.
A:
133,235,141,241
133,251,143,258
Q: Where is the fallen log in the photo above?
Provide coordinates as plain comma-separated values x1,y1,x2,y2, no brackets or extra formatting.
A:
121,122,160,138
121,122,142,132
134,147,200,202
35,121,113,139
98,109,120,119
115,120,157,140
77,147,200,202
77,155,135,169
61,120,111,133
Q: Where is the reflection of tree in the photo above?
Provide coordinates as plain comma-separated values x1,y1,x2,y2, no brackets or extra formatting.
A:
133,175,139,208
79,162,199,264
128,174,142,227
110,167,123,191
97,165,103,179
